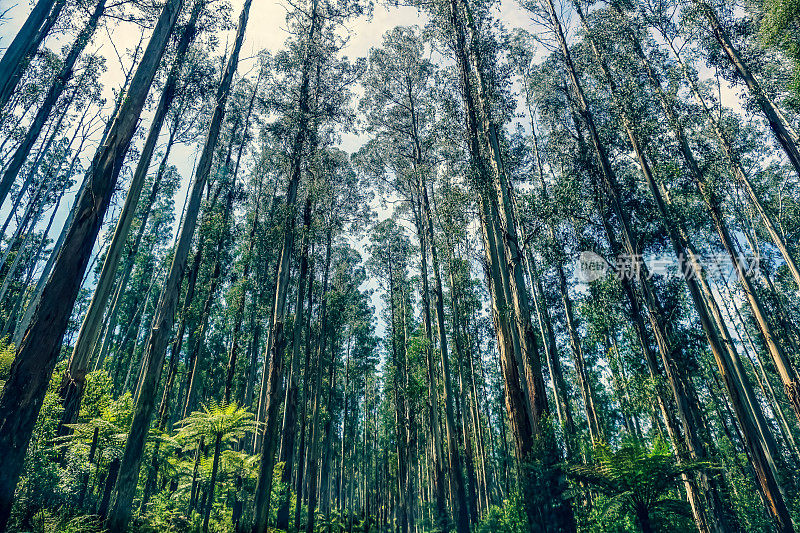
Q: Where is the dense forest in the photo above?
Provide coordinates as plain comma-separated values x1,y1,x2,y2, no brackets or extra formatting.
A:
0,0,799,531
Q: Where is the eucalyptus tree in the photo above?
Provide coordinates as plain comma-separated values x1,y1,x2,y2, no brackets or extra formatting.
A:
0,0,186,525
578,3,795,528
106,0,254,528
434,166,501,513
301,147,372,533
644,3,800,430
413,0,576,526
249,0,371,526
57,0,210,438
366,217,417,532
0,0,67,111
314,245,373,515
526,1,740,530
180,68,265,421
0,69,103,328
91,48,217,373
358,25,470,532
695,1,800,178
0,0,111,207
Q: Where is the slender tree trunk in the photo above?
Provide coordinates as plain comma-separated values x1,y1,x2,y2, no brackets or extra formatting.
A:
547,3,726,528
303,228,333,533
0,0,106,206
446,0,575,527
276,195,312,530
188,436,205,515
700,2,800,177
293,255,316,532
252,0,319,528
202,433,223,533
599,10,795,527
0,0,66,112
0,0,184,526
97,458,120,519
387,247,410,533
106,2,250,528
182,187,235,418
660,25,800,291
12,80,132,348
57,0,204,437
222,64,264,403
556,262,601,442
0,77,77,241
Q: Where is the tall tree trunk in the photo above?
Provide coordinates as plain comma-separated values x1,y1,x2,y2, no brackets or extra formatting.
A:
419,179,470,533
525,113,577,446
387,246,410,533
0,0,66,112
12,66,137,348
654,9,800,293
0,0,105,206
599,9,794,528
409,200,449,529
0,0,184,526
202,432,223,533
275,195,312,530
447,0,574,527
182,185,235,418
58,1,202,437
222,64,265,403
700,2,800,178
293,254,316,532
556,262,601,443
252,0,319,528
546,3,725,529
302,228,333,533
106,1,250,528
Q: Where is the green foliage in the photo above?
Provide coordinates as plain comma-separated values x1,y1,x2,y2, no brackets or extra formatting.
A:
567,440,702,532
135,491,188,532
761,0,800,102
316,509,345,532
15,388,64,520
79,370,114,421
0,337,14,386
175,401,258,444
474,496,528,533
13,511,105,533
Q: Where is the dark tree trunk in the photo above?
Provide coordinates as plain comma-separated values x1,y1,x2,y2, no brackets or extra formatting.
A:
106,1,251,528
202,433,223,533
0,0,66,112
0,0,184,526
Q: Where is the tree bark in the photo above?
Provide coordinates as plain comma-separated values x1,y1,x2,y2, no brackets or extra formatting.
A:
202,432,223,533
59,1,203,439
700,2,800,178
252,0,319,528
0,0,66,112
601,9,794,528
0,0,105,206
106,1,250,528
275,194,312,530
0,0,184,526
